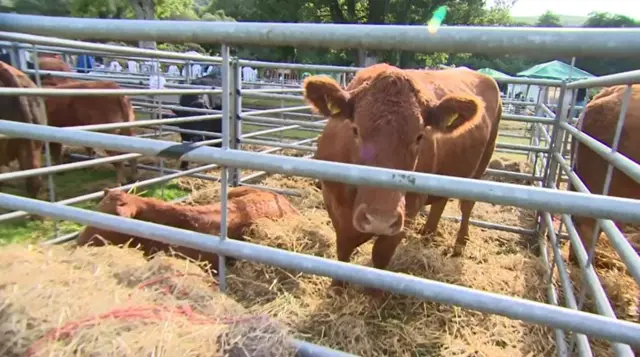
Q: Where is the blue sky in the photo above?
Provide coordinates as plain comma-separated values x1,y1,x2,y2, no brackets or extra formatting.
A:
492,0,640,19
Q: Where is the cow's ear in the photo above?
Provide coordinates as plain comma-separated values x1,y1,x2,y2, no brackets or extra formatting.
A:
422,94,483,133
303,75,353,119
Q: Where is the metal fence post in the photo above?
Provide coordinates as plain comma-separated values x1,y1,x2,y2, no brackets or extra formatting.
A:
230,57,242,186
218,43,231,292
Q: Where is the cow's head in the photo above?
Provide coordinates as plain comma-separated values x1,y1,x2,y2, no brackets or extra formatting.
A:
100,189,140,218
303,64,482,236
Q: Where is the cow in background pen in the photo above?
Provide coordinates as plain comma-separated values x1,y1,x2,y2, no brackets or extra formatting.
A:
44,80,140,185
0,61,47,198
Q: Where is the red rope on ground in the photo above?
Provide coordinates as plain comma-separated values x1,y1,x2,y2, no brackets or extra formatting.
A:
25,272,263,357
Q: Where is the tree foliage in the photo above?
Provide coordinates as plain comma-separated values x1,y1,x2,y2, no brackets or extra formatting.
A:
535,10,562,27
3,0,639,75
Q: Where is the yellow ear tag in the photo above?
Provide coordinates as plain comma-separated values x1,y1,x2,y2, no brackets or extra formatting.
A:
326,97,341,116
445,113,459,127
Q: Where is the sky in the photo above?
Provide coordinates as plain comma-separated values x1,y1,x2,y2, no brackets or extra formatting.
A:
501,0,640,19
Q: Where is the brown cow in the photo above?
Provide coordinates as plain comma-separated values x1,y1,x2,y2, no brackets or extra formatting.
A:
76,186,300,273
37,57,74,87
0,62,47,198
45,80,139,185
303,63,501,293
568,84,640,265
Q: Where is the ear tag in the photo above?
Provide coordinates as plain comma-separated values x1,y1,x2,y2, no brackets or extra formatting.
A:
445,113,459,127
326,96,341,116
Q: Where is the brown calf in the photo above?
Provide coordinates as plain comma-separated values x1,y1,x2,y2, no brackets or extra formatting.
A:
76,186,300,273
45,80,139,185
568,84,640,265
0,62,47,198
304,63,502,293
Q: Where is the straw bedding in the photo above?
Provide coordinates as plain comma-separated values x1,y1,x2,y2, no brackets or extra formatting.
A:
2,149,637,356
0,244,295,357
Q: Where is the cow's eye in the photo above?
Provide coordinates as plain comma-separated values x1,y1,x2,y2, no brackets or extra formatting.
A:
351,125,359,137
415,133,424,144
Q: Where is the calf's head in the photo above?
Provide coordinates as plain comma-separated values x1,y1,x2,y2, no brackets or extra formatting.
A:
99,189,141,218
303,66,482,236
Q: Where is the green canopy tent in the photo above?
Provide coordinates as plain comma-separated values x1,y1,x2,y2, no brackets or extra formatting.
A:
516,60,594,81
476,67,513,80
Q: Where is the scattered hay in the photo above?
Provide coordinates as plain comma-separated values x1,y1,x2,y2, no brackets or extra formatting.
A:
0,244,295,357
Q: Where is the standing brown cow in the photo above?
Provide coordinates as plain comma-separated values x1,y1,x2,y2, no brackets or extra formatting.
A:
45,80,139,185
568,84,640,265
0,62,47,198
303,63,502,293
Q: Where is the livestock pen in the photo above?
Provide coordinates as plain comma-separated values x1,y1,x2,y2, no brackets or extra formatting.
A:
0,14,639,357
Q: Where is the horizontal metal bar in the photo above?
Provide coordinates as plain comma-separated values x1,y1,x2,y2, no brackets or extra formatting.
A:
240,138,317,152
502,113,555,124
2,120,640,224
0,153,141,182
65,114,223,132
560,122,640,185
242,92,305,101
242,115,327,129
497,142,549,153
1,193,639,346
238,59,359,73
0,87,221,97
5,15,640,57
567,69,640,89
291,339,359,357
440,215,535,236
0,31,224,63
133,101,222,115
484,168,543,182
242,106,313,117
496,77,564,86
241,88,304,94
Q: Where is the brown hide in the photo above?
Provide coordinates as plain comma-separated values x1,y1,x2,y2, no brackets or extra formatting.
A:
304,63,501,293
568,84,640,266
37,57,74,87
0,62,47,198
76,186,300,273
45,80,139,184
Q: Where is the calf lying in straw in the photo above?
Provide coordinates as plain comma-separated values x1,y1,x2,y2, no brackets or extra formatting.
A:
77,186,300,273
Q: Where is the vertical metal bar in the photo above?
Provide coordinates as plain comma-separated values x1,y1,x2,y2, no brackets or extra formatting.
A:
218,44,230,292
154,57,165,198
537,233,569,357
544,213,593,357
31,44,59,238
577,84,633,312
231,57,242,186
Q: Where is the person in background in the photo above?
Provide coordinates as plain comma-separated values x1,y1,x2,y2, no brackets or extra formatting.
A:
108,59,123,72
167,64,180,77
127,60,139,73
76,53,95,74
242,65,256,82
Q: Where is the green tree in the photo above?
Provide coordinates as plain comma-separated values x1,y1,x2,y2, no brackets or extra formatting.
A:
536,10,562,27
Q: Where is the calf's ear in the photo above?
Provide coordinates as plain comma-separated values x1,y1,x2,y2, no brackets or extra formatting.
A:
303,75,353,119
422,94,483,133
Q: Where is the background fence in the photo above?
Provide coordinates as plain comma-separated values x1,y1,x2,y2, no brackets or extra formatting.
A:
0,13,639,357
